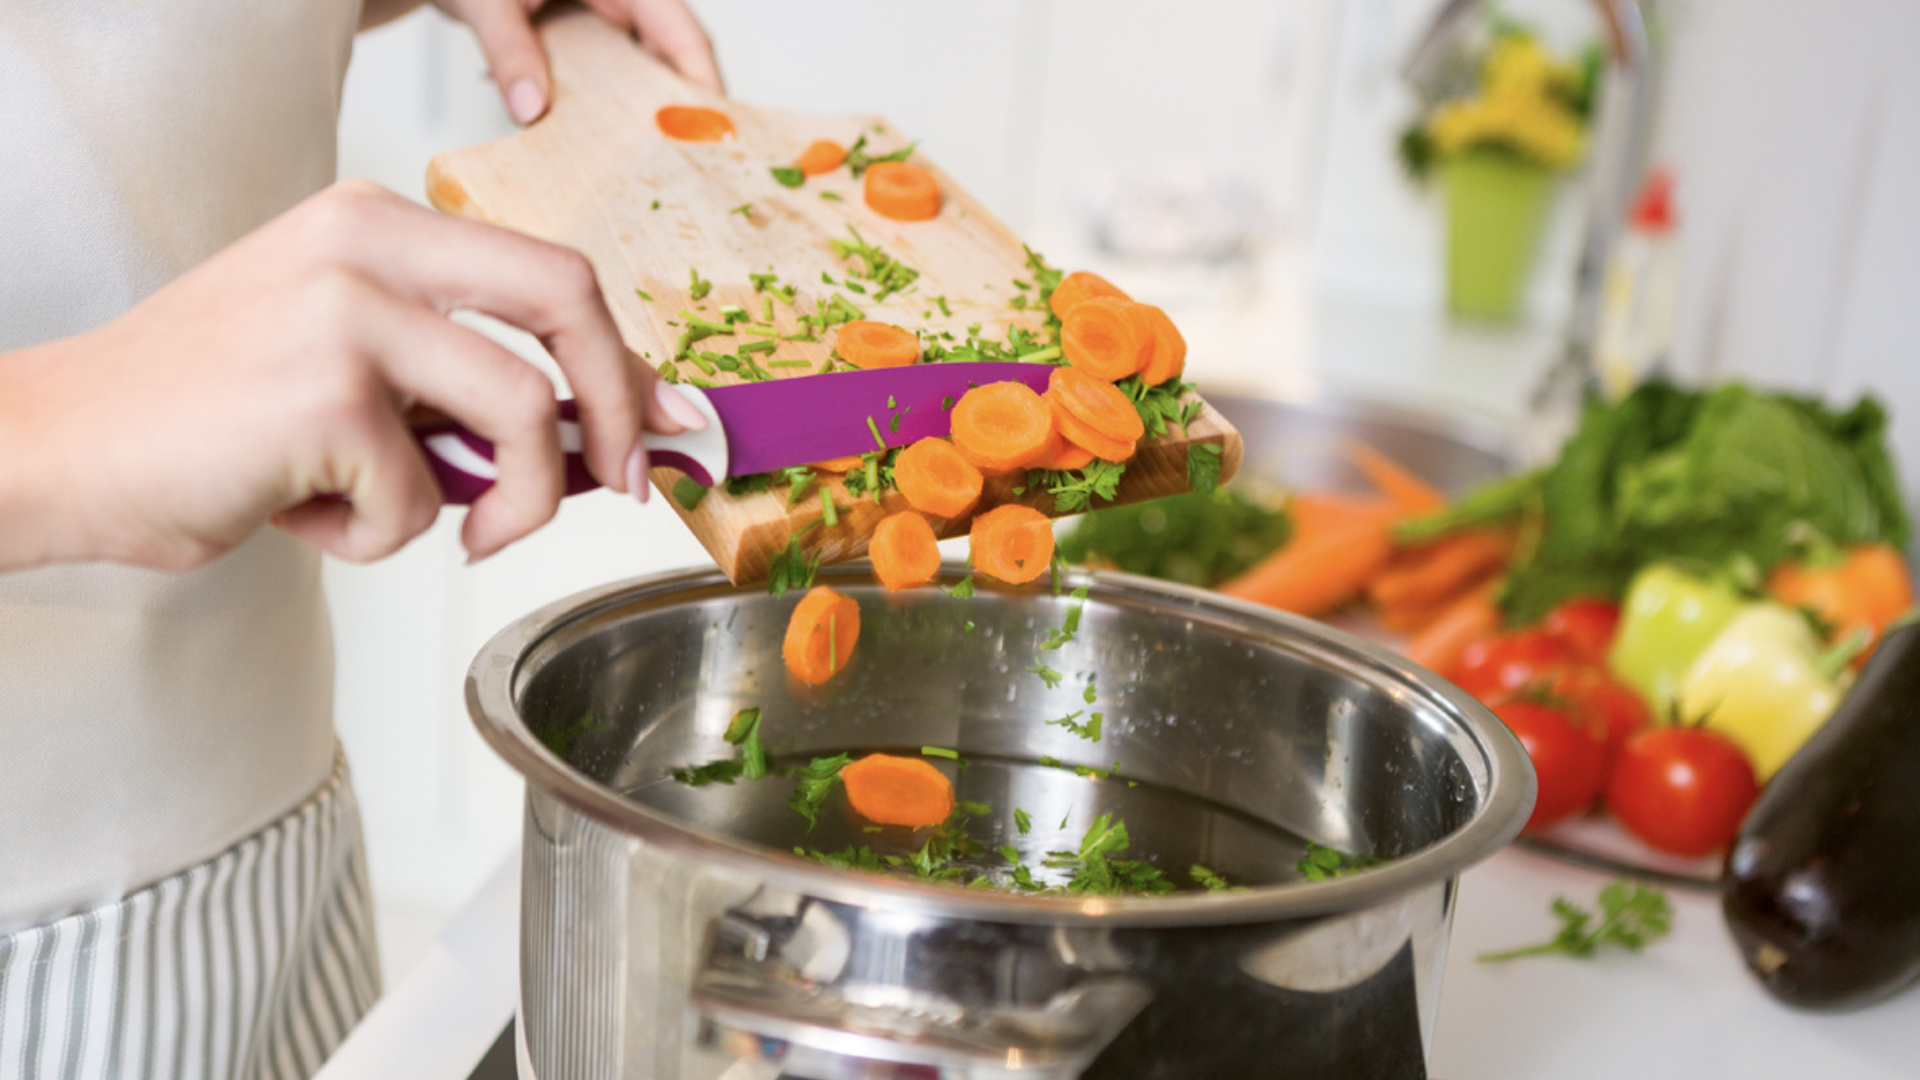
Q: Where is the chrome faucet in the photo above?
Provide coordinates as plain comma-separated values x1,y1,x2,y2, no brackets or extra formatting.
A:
1403,0,1653,451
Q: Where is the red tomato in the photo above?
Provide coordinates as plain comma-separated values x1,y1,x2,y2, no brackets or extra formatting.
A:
1606,728,1759,857
1494,698,1608,831
1548,667,1651,771
1540,598,1622,665
1449,630,1580,700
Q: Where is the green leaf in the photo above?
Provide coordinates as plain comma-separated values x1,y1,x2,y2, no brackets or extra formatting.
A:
787,753,852,830
769,166,806,188
688,267,712,301
1014,808,1032,834
1190,865,1232,891
1479,881,1673,962
670,758,744,786
1296,842,1377,881
723,707,768,780
1186,442,1223,494
1026,662,1064,689
672,476,708,511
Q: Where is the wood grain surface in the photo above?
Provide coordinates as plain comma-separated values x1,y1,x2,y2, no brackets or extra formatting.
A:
427,5,1240,583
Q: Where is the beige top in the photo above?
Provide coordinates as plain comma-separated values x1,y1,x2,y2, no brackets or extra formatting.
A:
0,0,360,930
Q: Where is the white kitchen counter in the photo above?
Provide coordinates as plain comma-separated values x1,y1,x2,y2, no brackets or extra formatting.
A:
313,841,1920,1080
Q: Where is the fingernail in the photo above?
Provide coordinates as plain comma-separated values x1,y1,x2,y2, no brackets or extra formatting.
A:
656,382,708,430
625,443,651,504
506,79,545,124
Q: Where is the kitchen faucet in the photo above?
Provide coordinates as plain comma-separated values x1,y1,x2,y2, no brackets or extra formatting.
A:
1403,0,1652,453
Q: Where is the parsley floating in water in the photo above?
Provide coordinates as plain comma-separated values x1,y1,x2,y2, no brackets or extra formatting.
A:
921,746,960,760
1046,710,1102,742
769,166,805,188
1014,808,1032,834
672,476,707,511
1480,882,1673,963
670,758,744,786
541,710,614,757
786,753,852,830
1083,676,1097,704
1050,813,1173,896
1041,585,1090,650
1026,662,1065,689
724,707,768,780
1190,865,1233,892
1296,842,1377,881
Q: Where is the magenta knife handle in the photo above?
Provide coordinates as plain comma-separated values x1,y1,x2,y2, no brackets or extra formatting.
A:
415,392,728,505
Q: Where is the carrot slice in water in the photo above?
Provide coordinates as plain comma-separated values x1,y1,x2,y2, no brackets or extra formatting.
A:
811,456,866,474
869,512,941,591
1135,304,1188,386
1061,298,1150,382
833,320,920,368
782,586,860,685
1047,366,1146,444
795,139,846,176
894,438,984,518
950,382,1056,471
863,161,941,221
1050,403,1136,463
656,105,735,142
1048,271,1130,320
969,505,1055,585
842,754,955,827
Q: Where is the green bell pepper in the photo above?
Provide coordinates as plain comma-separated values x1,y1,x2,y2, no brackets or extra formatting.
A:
1607,564,1743,711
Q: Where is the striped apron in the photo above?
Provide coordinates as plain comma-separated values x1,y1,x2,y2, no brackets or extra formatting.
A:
0,749,381,1079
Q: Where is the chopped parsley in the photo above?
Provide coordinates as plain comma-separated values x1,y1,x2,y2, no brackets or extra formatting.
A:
842,133,918,177
688,267,712,301
1026,662,1065,689
1186,442,1223,494
1041,585,1090,649
672,476,708,511
787,753,852,830
1034,460,1128,513
1046,710,1102,742
1296,842,1378,881
1190,865,1233,892
1014,809,1032,834
943,575,976,599
729,203,753,218
831,226,921,301
766,527,823,596
921,746,959,760
724,707,768,780
769,166,805,188
1480,882,1673,963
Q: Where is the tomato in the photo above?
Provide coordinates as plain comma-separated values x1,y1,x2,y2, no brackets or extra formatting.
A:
1449,630,1581,700
1493,698,1608,831
1548,666,1652,770
1606,727,1759,856
1541,598,1622,665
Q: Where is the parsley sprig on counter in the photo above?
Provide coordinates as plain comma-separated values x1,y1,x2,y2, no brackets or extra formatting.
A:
1480,881,1673,963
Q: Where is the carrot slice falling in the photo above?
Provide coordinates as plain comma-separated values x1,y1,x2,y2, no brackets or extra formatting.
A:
833,320,920,368
869,512,942,591
655,105,735,142
841,754,955,828
1135,304,1188,386
950,382,1057,471
1047,366,1146,444
782,586,861,685
1050,404,1136,463
1048,271,1131,320
811,456,866,474
795,139,847,176
969,505,1055,585
894,438,984,518
1061,298,1150,382
863,161,941,221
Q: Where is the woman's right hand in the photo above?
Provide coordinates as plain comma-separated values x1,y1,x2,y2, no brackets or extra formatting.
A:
0,180,704,572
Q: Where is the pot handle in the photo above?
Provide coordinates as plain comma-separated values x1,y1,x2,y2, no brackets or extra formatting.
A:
691,896,1150,1080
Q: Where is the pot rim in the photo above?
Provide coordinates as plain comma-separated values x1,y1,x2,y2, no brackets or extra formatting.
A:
467,563,1535,927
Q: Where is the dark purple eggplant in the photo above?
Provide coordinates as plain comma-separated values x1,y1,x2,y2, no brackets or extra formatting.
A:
1722,618,1920,1010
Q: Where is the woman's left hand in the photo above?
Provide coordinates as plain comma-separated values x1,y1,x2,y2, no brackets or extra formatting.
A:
435,0,722,122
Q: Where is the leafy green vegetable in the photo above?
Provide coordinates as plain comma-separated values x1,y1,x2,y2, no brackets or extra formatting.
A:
942,575,976,599
688,267,712,300
1190,865,1233,891
766,528,823,596
1058,490,1290,587
1014,808,1032,834
1296,842,1377,881
842,133,917,177
1046,710,1102,741
1034,460,1128,513
723,707,768,780
1402,381,1910,624
830,226,920,301
540,710,613,757
671,759,744,786
787,753,852,829
672,476,708,511
1047,814,1174,896
1027,662,1064,689
1041,585,1090,650
1479,881,1673,962
799,844,886,871
769,166,805,188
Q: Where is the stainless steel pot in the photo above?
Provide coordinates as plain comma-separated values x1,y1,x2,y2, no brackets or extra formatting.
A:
468,557,1533,1080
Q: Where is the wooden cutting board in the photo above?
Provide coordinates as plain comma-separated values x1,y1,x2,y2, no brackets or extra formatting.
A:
426,5,1241,584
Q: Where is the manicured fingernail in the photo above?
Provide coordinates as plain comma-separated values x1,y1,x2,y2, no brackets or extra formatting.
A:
506,79,545,124
656,382,708,430
625,443,651,504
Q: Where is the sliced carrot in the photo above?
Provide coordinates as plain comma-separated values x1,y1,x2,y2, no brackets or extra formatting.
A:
950,382,1056,471
894,438,984,518
795,138,846,176
1039,438,1095,471
863,161,941,222
1286,492,1401,537
1135,304,1188,386
870,512,942,591
1047,366,1146,444
969,504,1055,585
1366,530,1515,611
782,586,861,685
811,456,866,474
1345,441,1446,516
1048,271,1130,320
834,320,920,369
1218,504,1398,617
1061,298,1150,382
841,753,954,828
655,104,735,142
1051,404,1136,463
1403,581,1502,674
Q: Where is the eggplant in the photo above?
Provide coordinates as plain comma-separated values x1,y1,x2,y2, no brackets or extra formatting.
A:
1722,618,1920,1010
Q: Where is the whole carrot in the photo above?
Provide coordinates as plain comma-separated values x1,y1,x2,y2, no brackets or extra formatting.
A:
1403,582,1502,674
1368,529,1515,611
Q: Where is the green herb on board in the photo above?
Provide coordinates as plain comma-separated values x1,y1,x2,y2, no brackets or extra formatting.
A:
672,476,708,511
1186,443,1224,494
770,166,806,188
688,267,712,300
1034,460,1128,513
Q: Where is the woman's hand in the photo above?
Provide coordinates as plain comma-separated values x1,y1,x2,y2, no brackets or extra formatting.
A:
436,0,722,123
0,180,705,573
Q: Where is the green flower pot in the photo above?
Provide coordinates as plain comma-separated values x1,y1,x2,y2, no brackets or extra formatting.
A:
1441,150,1554,323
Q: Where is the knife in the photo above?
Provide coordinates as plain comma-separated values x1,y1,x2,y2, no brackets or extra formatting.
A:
416,362,1057,504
